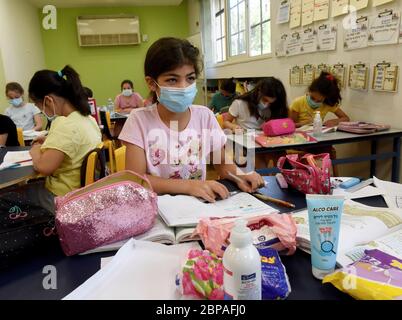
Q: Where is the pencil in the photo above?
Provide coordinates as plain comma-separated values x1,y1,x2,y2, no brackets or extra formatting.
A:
253,192,296,208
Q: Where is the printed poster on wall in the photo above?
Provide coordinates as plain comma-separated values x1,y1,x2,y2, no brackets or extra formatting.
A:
331,0,349,18
349,63,370,91
301,27,318,53
368,9,400,46
349,0,369,11
277,0,291,24
290,0,302,28
314,0,330,21
302,64,316,84
317,23,337,51
286,31,303,55
290,66,303,85
373,0,394,7
372,62,399,92
276,33,289,57
302,0,315,26
316,63,331,78
343,16,369,50
332,63,348,87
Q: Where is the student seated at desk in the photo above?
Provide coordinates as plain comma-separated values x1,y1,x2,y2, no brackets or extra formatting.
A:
289,72,350,128
208,78,237,114
223,77,288,132
15,65,102,213
119,37,264,203
5,82,43,131
0,114,19,146
114,80,144,114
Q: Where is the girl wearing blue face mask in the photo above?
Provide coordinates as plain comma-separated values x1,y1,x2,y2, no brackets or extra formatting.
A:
223,77,289,132
289,72,350,128
5,82,43,131
119,37,264,203
114,80,144,114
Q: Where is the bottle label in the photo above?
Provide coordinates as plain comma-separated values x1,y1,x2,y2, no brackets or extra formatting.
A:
224,268,261,300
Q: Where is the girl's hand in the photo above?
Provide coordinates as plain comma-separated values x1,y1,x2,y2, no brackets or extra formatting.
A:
324,119,338,127
188,180,230,203
232,125,244,134
29,144,41,157
31,135,46,146
236,172,265,193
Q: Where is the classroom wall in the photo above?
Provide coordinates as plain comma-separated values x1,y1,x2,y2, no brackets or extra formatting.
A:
0,0,46,113
39,1,189,107
202,1,402,180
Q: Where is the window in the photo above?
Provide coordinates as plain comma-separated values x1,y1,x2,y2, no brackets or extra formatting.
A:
249,0,271,56
229,0,246,57
209,0,272,64
213,0,226,63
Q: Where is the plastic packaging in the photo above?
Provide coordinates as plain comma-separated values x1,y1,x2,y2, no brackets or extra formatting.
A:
313,111,322,137
323,249,402,300
306,194,345,279
107,98,114,112
222,219,262,300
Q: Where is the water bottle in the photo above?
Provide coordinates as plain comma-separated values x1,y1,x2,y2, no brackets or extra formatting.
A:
313,111,322,137
107,98,114,113
223,219,262,300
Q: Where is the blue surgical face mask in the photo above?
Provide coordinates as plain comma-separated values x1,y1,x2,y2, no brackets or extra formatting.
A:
156,82,197,113
306,95,323,109
257,101,269,111
122,89,133,97
9,97,23,107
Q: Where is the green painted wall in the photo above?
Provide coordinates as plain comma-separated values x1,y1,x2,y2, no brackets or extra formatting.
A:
40,2,189,106
0,51,7,113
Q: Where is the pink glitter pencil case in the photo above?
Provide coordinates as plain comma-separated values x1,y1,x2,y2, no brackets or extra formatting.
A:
55,170,158,256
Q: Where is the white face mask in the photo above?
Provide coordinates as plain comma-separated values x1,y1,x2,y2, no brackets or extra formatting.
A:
43,96,57,121
122,89,133,97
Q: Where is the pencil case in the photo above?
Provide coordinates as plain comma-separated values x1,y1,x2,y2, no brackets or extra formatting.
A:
55,170,158,256
262,118,296,137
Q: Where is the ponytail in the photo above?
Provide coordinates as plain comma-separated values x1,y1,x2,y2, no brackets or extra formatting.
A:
28,65,90,116
309,71,341,106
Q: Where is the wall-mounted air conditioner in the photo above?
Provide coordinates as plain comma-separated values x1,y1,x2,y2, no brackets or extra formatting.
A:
77,15,141,47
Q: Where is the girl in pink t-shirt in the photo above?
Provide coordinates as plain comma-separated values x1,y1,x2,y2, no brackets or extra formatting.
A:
114,79,144,113
119,37,264,203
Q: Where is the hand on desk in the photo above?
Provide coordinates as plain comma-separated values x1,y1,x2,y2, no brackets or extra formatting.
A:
31,135,46,145
235,171,265,193
323,119,339,127
188,180,230,203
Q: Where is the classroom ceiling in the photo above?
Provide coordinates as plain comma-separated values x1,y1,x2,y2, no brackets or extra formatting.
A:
29,0,184,8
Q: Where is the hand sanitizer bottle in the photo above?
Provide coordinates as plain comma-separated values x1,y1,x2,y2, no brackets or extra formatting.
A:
313,111,322,137
223,219,262,300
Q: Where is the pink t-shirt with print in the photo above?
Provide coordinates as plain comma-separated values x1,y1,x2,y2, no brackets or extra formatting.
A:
114,93,143,110
119,104,227,180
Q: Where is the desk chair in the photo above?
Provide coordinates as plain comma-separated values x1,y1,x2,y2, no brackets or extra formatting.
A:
16,128,25,147
99,110,119,173
80,143,107,187
216,112,230,129
114,145,126,172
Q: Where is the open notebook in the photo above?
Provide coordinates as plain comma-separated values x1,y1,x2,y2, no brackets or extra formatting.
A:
158,192,277,227
81,217,198,255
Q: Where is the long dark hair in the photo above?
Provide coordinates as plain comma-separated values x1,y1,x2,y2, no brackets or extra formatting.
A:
238,77,288,120
144,37,202,103
309,71,341,106
28,65,90,116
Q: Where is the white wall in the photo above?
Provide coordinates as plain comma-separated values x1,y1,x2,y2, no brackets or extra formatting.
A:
202,0,402,180
0,0,46,112
188,0,202,36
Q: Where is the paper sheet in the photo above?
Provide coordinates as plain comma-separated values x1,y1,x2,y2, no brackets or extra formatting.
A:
302,64,315,84
349,0,368,11
301,27,318,53
302,0,315,26
276,33,289,57
343,16,369,51
317,23,337,51
331,64,347,88
1,151,33,168
277,0,290,24
368,10,400,46
372,63,399,92
64,240,201,300
349,63,369,90
331,0,349,18
290,0,302,28
290,66,303,85
314,0,330,21
373,176,402,209
373,0,394,6
286,31,302,56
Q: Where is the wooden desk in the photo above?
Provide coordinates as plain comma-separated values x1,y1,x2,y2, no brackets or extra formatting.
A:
0,146,37,189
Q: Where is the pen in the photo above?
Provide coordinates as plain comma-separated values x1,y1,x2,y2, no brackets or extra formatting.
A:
253,192,296,209
16,159,32,164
